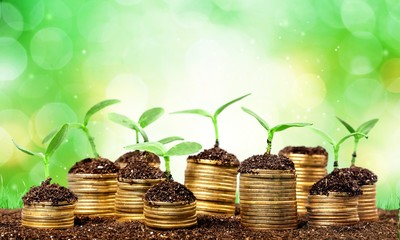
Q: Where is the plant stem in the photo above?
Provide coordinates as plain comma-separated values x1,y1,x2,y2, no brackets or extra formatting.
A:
212,118,219,147
135,130,139,144
81,125,99,158
266,132,274,155
163,156,172,179
333,146,339,169
44,156,49,178
350,139,359,167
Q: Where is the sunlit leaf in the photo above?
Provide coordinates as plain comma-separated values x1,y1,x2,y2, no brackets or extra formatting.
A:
214,93,251,118
309,127,335,146
337,132,367,147
241,107,270,131
13,140,43,158
336,117,355,133
84,99,120,126
46,124,69,158
171,109,213,118
158,136,184,144
166,142,202,156
272,123,312,133
357,119,379,136
124,142,166,156
138,107,164,128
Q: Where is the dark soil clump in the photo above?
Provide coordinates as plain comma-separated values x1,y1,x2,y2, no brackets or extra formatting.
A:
238,154,295,174
189,145,240,166
69,157,119,174
279,146,328,156
22,178,78,206
348,166,378,185
310,168,362,196
115,150,160,166
118,162,166,180
144,180,196,204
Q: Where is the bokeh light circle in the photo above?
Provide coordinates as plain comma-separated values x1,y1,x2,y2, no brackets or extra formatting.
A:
294,74,326,108
0,37,27,81
18,74,54,99
5,0,45,31
345,78,385,108
30,27,73,70
168,0,212,28
341,0,375,33
0,127,14,167
338,32,382,75
115,0,142,5
0,2,24,39
33,102,77,141
380,58,400,93
0,109,31,149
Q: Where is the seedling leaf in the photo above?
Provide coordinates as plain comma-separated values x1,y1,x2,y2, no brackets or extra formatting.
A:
84,99,120,126
336,117,355,133
214,93,251,118
138,107,164,128
124,142,166,156
171,109,213,118
109,113,138,130
272,123,312,133
46,124,69,158
337,132,367,146
166,142,202,156
357,119,379,135
12,140,43,158
158,136,184,144
241,107,270,131
42,123,81,144
309,127,335,146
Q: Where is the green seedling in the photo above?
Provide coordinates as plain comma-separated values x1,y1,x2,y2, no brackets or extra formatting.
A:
43,99,120,158
109,107,164,144
336,117,379,166
242,107,312,154
172,93,251,147
309,127,366,169
125,141,202,179
13,124,69,179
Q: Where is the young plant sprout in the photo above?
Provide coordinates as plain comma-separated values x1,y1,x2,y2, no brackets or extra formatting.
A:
13,124,69,179
109,107,164,144
241,107,311,154
336,117,379,166
172,93,250,147
43,99,120,158
125,141,202,179
310,127,366,169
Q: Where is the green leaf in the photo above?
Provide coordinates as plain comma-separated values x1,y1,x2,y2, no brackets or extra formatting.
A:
337,132,367,147
84,99,120,126
46,124,69,158
171,109,213,118
42,123,81,144
214,93,251,118
166,142,202,156
272,123,312,133
241,107,270,131
309,127,335,146
124,142,166,156
336,117,355,133
12,140,43,158
357,119,379,136
138,107,164,128
158,136,184,144
109,113,148,141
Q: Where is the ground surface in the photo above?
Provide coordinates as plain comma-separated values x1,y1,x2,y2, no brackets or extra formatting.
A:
0,209,398,239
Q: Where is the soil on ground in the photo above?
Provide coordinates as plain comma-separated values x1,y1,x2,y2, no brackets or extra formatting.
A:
189,145,240,166
22,178,78,206
0,209,397,239
118,162,166,181
238,154,295,174
144,180,196,204
68,158,119,174
115,150,160,167
347,166,378,185
279,146,328,156
310,168,362,196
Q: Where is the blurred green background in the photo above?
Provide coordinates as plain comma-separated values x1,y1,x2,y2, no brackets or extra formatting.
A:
0,0,399,209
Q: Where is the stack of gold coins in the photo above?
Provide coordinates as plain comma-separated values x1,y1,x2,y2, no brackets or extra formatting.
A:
240,169,297,231
115,178,164,221
307,192,359,226
358,184,378,221
282,153,327,214
68,173,117,217
185,159,237,215
143,200,197,229
21,201,76,229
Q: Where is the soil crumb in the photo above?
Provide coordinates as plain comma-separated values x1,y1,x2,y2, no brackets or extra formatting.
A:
310,168,362,196
115,150,160,166
118,162,166,180
144,180,196,204
69,158,119,174
238,154,295,174
189,145,240,166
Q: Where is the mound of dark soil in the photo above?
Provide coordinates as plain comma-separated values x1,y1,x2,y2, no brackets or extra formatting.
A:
189,145,240,166
118,162,166,180
22,178,78,206
310,168,362,196
347,166,378,185
115,150,160,166
69,158,119,174
238,154,295,174
279,146,328,156
144,181,196,204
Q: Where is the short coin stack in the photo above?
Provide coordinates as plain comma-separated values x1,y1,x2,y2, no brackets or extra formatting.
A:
115,178,164,221
240,169,297,230
281,153,327,214
185,159,237,215
358,184,378,221
68,173,117,216
307,192,359,226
